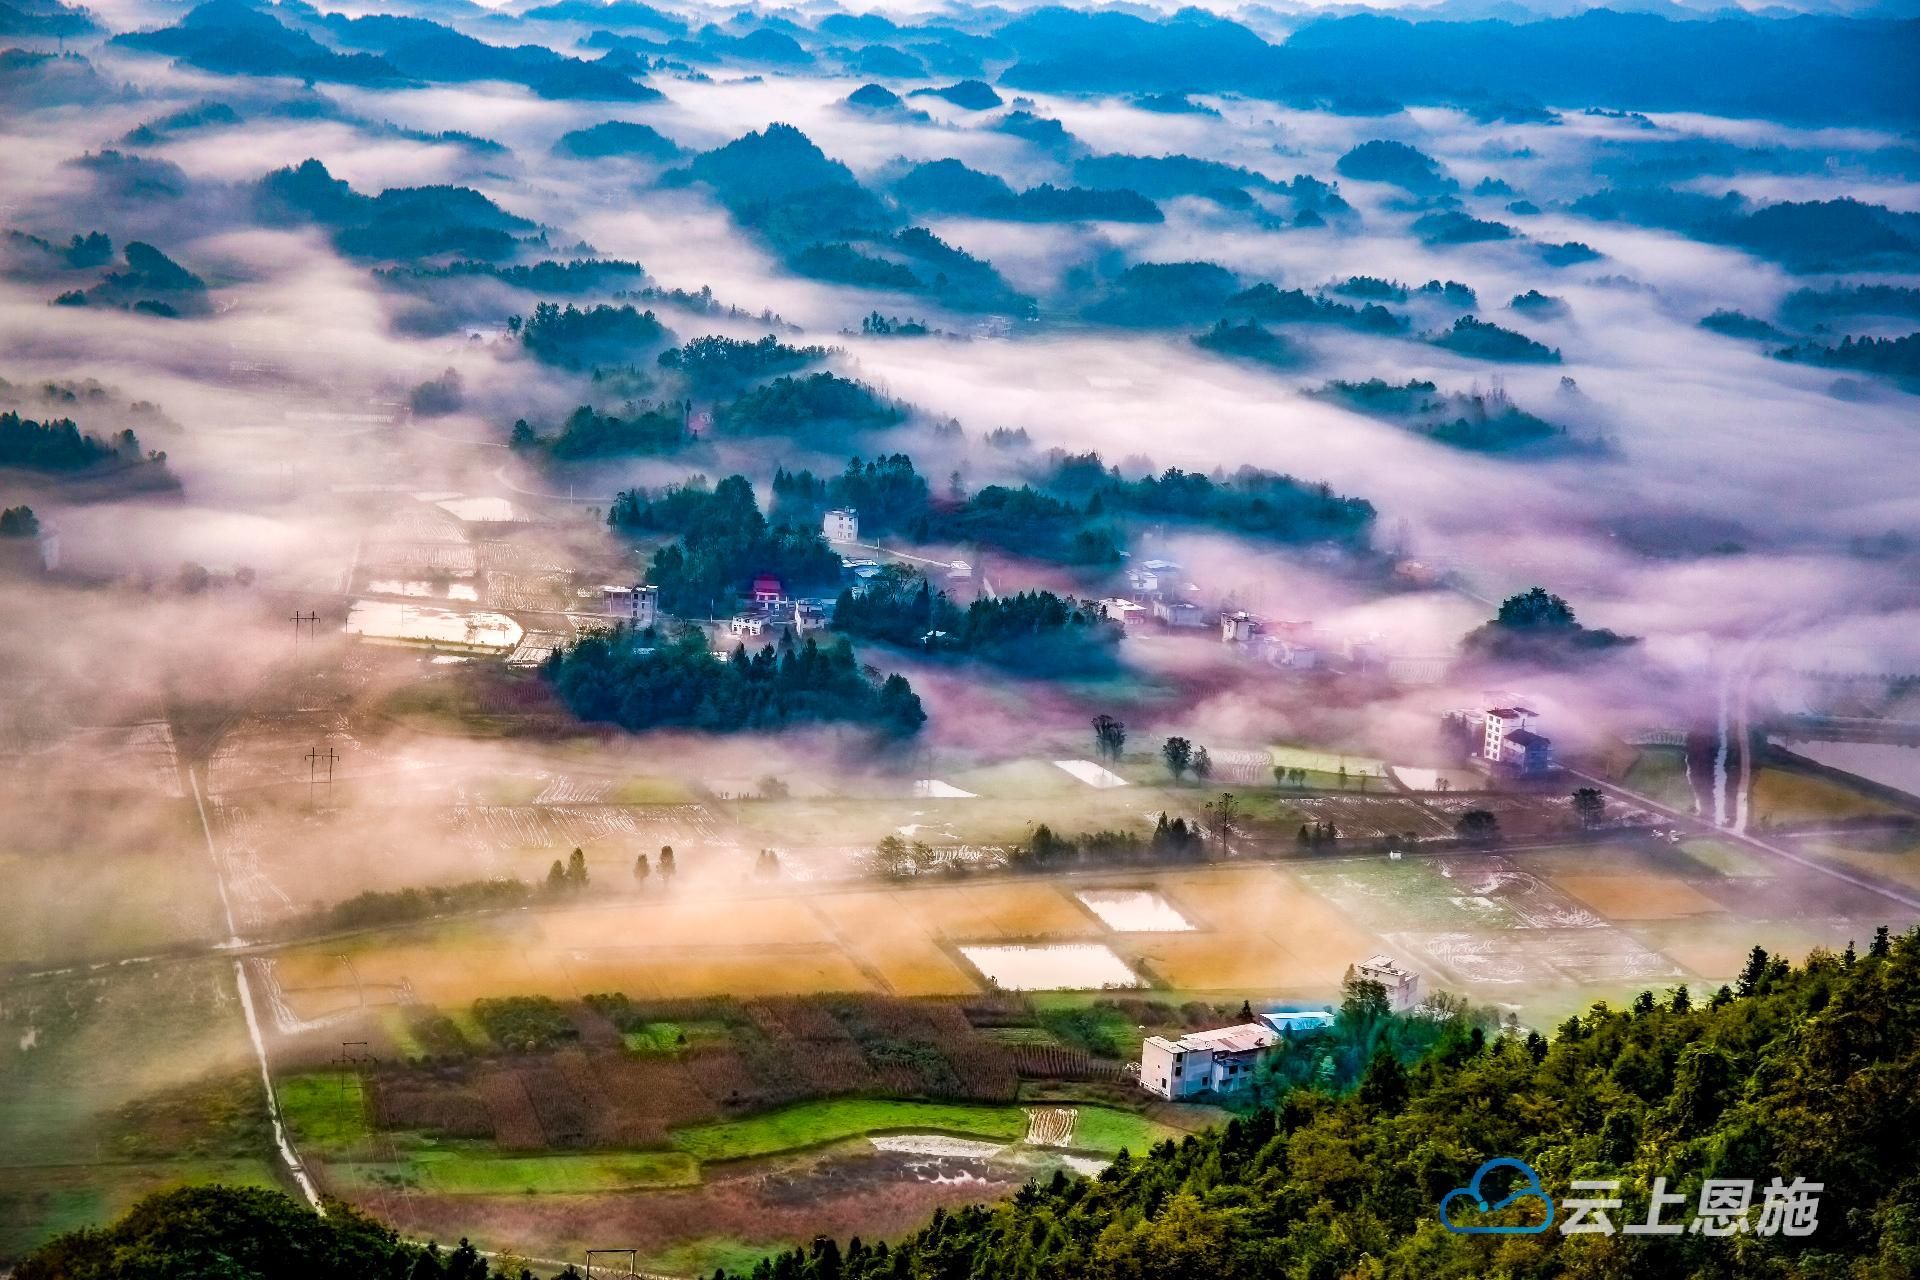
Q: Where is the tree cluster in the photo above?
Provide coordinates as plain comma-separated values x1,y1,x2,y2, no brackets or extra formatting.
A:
0,412,144,472
832,575,1120,672
544,626,925,737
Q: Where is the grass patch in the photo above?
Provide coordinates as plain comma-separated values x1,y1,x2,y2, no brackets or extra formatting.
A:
1679,839,1776,879
671,1100,1027,1162
1068,1107,1185,1155
327,1148,697,1195
608,776,699,804
1269,745,1390,780
276,1073,369,1152
646,1238,780,1278
1034,1002,1136,1059
1624,747,1694,810
444,1008,493,1050
1752,766,1900,826
621,1021,688,1054
379,1007,427,1061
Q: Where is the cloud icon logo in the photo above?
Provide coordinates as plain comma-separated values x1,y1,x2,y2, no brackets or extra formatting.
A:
1440,1158,1555,1234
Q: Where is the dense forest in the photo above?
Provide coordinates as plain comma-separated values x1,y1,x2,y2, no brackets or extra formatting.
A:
833,574,1121,672
22,930,1919,1278
543,626,925,736
607,474,842,616
0,412,145,471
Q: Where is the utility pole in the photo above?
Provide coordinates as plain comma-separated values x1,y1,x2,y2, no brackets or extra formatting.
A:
289,610,318,710
585,1249,638,1279
305,745,339,811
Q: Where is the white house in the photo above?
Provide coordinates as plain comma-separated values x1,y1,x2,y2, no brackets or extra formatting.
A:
602,583,659,629
1476,704,1553,776
1152,598,1207,628
1357,955,1421,1012
823,508,860,543
1482,706,1536,762
1139,1022,1282,1100
1220,611,1260,644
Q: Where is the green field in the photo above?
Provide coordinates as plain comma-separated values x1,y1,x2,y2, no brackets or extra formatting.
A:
671,1100,1030,1162
622,1021,688,1054
1623,747,1694,811
328,1148,698,1194
1678,839,1776,879
646,1238,781,1279
277,1073,370,1152
1067,1108,1185,1155
608,776,701,804
1269,745,1391,786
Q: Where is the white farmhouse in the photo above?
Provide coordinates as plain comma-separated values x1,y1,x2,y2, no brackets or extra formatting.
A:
1357,955,1421,1012
1139,1022,1281,1100
823,508,860,543
602,583,659,629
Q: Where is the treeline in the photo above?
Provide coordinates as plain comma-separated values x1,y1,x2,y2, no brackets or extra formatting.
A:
1775,331,1920,379
511,402,686,459
711,928,1920,1280
375,257,646,294
608,474,839,616
657,333,832,393
1311,378,1572,453
516,300,668,368
765,451,1373,563
833,575,1121,671
1012,812,1206,870
301,878,532,936
772,453,929,534
0,412,145,471
713,371,902,435
543,626,925,736
1040,451,1377,546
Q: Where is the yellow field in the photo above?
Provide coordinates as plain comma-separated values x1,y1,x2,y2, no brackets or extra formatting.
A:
1750,768,1901,825
532,898,836,948
895,882,1102,940
1146,868,1381,991
1803,841,1920,891
811,892,978,997
1555,875,1727,921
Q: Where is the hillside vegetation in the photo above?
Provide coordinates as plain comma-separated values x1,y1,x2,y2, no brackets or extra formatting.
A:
17,929,1919,1279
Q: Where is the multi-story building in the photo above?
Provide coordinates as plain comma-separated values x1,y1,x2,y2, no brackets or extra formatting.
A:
1139,1022,1282,1100
823,508,860,543
601,583,659,629
1357,955,1422,1011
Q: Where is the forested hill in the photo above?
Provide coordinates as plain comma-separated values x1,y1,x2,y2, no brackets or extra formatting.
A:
16,930,1919,1279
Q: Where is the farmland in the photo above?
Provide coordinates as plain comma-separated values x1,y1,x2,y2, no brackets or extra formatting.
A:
7,698,1915,1270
